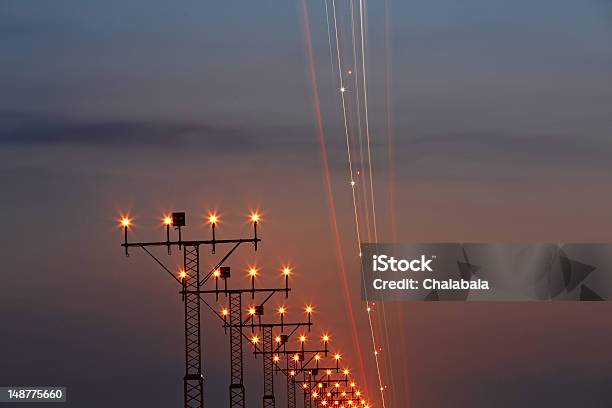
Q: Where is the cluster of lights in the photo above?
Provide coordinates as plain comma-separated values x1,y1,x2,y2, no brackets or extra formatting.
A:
119,211,378,406
118,210,261,230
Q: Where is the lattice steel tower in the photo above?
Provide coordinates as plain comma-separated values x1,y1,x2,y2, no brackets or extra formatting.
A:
119,211,261,408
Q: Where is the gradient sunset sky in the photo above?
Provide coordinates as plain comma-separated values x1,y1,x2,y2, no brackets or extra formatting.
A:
1,0,612,406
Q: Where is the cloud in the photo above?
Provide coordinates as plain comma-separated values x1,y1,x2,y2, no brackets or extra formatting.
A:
0,112,252,150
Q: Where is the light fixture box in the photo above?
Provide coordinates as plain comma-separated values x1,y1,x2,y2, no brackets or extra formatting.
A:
220,266,231,278
171,212,186,227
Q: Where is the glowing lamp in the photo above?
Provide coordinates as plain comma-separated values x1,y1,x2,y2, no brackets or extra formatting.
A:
207,213,219,225
249,212,260,223
120,217,131,228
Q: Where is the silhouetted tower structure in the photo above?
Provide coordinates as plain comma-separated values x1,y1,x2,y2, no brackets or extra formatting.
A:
119,211,261,408
287,359,297,408
183,245,204,407
199,265,294,408
262,326,275,408
229,293,245,407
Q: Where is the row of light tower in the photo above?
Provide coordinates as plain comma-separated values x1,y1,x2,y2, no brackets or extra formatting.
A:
118,209,372,408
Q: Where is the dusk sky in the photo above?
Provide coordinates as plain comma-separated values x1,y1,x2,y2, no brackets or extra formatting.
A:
1,0,612,407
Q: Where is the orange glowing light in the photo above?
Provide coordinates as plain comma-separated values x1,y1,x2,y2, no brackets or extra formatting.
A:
299,335,307,343
163,215,172,226
335,383,340,388
350,382,356,388
248,266,258,277
322,334,330,342
273,355,280,362
207,212,219,225
221,308,228,316
278,306,286,315
312,392,318,398
290,370,295,376
251,335,259,344
303,384,308,389
120,216,132,228
213,269,221,278
314,354,321,361
248,307,256,316
293,354,300,362
249,212,261,223
282,266,292,276
305,305,314,314
275,336,282,343
326,370,332,375
334,353,341,360
179,269,187,279
343,369,350,375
